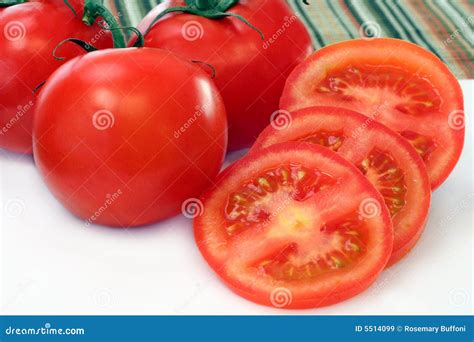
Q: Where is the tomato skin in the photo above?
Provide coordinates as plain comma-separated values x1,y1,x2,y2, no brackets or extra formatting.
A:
33,48,227,227
136,0,313,151
195,143,393,309
280,38,464,190
0,1,113,154
251,106,432,267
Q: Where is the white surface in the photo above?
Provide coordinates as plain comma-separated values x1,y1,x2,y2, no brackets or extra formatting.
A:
0,81,472,316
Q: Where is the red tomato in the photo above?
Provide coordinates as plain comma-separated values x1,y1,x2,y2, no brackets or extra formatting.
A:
251,106,431,266
280,38,464,190
195,142,393,309
33,48,227,227
0,0,113,153
136,0,312,151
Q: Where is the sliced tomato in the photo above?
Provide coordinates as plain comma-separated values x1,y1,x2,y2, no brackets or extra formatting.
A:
194,143,393,309
280,38,464,190
251,106,431,266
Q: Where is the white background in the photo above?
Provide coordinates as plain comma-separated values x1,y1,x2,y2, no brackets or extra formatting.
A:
0,81,472,316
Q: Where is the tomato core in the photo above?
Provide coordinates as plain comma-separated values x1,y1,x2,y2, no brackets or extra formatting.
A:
225,164,336,236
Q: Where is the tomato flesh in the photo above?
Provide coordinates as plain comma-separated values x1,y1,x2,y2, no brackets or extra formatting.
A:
251,106,431,266
358,148,408,217
281,38,464,189
253,213,369,281
195,143,393,309
315,64,442,117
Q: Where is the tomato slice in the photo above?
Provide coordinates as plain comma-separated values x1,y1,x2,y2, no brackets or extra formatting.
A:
280,38,464,190
194,143,393,309
252,106,431,266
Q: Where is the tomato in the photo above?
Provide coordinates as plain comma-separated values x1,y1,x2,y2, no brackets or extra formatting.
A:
195,142,393,309
251,106,431,266
0,0,113,153
280,38,464,190
136,0,312,151
33,48,227,227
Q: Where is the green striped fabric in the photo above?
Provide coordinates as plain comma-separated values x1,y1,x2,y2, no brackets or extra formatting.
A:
106,0,473,79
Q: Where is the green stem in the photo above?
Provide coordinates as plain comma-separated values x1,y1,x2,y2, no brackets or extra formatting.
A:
144,0,264,40
63,0,77,16
53,38,98,60
82,0,125,48
0,0,27,7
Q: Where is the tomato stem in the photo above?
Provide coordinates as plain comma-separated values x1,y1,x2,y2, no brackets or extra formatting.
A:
82,0,126,48
191,60,217,79
33,81,46,94
52,26,144,61
63,0,77,17
142,0,264,40
0,0,27,7
53,38,98,61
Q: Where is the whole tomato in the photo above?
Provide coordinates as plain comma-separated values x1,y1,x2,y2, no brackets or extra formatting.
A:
136,0,312,151
0,0,113,153
33,48,227,227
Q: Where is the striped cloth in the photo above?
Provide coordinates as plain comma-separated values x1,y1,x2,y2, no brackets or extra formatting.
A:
106,0,473,79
